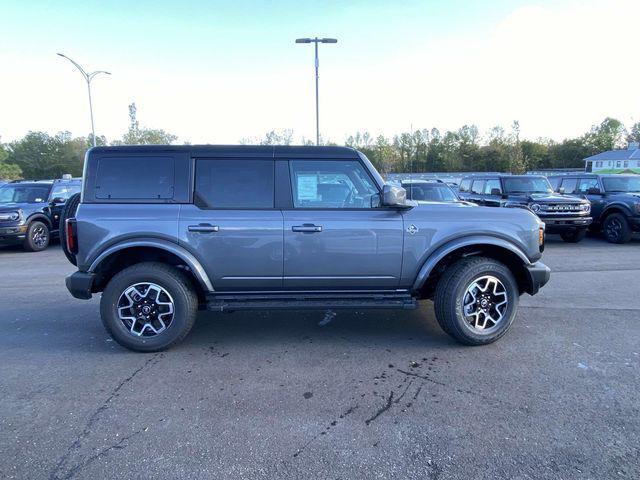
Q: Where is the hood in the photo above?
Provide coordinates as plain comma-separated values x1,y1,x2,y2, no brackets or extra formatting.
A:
508,193,587,204
0,202,43,212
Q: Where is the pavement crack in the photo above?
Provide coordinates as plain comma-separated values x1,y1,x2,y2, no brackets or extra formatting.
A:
58,428,145,480
365,391,394,425
48,354,160,480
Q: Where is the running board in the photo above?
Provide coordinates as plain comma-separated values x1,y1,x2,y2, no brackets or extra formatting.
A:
205,292,417,312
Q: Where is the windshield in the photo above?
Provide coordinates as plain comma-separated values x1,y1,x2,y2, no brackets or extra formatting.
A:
0,184,51,204
503,177,552,194
404,184,458,202
602,176,640,193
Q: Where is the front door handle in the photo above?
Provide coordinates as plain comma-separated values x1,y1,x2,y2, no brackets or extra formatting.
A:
188,224,219,233
292,224,322,233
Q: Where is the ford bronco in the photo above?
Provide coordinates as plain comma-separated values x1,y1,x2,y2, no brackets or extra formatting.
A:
64,146,550,352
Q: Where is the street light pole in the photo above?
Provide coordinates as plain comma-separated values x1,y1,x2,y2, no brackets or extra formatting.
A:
57,53,111,147
295,37,337,145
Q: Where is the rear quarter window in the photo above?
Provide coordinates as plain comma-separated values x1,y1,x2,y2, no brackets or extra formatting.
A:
95,156,175,200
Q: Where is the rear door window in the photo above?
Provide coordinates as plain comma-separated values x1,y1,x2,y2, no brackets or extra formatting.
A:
471,180,485,195
459,179,472,192
195,159,274,209
484,179,501,195
96,156,175,200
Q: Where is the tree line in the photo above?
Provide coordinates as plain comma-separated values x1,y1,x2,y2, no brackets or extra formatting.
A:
1,110,638,180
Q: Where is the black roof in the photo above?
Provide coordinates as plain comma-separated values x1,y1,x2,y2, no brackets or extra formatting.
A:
461,174,544,180
88,145,360,159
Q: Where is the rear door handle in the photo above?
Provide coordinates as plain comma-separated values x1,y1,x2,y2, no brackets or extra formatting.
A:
292,224,322,233
188,224,219,233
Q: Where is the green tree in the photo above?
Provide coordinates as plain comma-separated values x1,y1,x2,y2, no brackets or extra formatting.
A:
117,103,178,145
627,121,640,144
0,140,23,180
6,131,85,179
583,117,626,152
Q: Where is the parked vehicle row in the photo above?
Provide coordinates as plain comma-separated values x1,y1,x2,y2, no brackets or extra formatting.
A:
0,176,82,251
453,173,640,244
61,145,549,352
548,174,640,244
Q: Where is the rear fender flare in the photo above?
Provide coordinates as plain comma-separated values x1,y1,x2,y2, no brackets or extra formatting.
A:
88,238,214,292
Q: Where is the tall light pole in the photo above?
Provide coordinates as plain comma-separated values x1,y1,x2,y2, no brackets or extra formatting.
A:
57,53,111,147
295,37,337,145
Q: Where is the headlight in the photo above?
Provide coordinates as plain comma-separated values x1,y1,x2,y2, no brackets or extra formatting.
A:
529,203,541,213
0,211,20,222
581,203,591,213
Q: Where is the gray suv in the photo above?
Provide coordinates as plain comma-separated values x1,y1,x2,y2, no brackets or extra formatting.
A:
65,145,550,352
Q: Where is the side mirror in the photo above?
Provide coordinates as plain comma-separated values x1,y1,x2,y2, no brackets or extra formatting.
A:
382,185,411,209
558,187,565,194
587,187,601,195
490,188,502,196
50,197,66,204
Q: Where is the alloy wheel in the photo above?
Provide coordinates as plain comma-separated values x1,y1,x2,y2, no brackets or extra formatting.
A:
32,225,49,248
117,283,175,337
462,275,509,334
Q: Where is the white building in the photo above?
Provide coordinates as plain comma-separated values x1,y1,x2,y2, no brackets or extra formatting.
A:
584,143,640,173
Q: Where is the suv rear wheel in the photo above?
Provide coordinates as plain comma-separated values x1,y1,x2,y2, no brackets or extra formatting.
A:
434,257,519,345
23,221,50,252
560,228,587,243
603,213,632,244
100,262,198,352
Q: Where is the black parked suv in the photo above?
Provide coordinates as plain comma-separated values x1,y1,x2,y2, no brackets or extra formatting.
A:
549,174,640,243
459,174,592,242
0,176,82,251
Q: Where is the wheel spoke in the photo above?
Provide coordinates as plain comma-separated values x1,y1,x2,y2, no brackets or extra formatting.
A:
117,282,175,338
462,275,509,334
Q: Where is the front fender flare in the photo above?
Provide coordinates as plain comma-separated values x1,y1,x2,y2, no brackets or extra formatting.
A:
412,235,531,291
26,213,53,230
88,238,214,292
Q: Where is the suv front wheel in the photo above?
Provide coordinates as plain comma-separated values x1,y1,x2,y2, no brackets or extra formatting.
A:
100,262,198,352
434,257,519,345
603,213,632,244
23,221,50,252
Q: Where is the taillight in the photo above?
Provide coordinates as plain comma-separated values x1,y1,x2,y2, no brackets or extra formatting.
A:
66,218,78,255
539,227,545,252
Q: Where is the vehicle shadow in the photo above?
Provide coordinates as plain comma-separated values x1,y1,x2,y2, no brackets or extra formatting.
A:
3,300,457,355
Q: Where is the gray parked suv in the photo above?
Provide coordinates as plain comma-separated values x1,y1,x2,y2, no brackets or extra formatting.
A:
64,145,550,352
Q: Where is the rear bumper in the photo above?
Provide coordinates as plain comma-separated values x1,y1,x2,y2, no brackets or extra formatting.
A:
542,216,592,233
65,271,96,300
524,261,550,295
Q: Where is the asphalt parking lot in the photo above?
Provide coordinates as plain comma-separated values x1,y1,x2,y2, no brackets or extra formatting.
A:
1,236,639,479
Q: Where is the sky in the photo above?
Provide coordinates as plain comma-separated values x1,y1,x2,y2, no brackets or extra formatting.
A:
1,0,638,145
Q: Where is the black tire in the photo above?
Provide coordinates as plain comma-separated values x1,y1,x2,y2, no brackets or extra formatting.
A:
100,262,198,352
560,228,587,243
603,213,632,244
23,221,50,252
434,257,519,346
59,192,81,265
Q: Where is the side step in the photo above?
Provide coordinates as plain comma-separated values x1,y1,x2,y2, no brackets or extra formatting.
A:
205,292,417,312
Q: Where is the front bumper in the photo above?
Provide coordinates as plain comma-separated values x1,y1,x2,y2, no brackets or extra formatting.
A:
65,271,96,300
524,261,551,295
541,216,592,234
0,225,28,245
